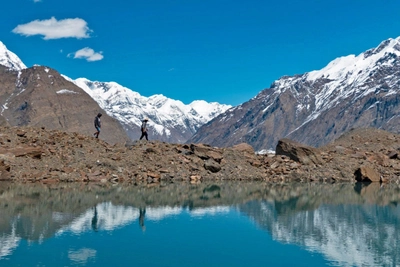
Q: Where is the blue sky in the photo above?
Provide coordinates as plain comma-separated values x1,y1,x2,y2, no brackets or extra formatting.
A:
2,0,400,105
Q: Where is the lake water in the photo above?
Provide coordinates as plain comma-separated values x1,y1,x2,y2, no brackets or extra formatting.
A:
0,181,399,267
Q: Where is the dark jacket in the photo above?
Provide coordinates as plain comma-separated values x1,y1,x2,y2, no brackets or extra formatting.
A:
94,116,101,128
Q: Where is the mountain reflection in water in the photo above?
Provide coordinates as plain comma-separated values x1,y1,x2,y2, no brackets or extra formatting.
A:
0,181,399,266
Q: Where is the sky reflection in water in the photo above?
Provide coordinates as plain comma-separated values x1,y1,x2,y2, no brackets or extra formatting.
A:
0,182,399,266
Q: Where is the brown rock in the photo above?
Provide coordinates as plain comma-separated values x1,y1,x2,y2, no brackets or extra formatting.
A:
204,159,221,173
16,130,27,137
111,154,121,161
206,150,223,163
270,161,279,169
190,143,212,159
147,172,161,179
0,160,11,172
354,166,380,182
335,146,351,155
146,147,160,154
9,146,43,159
276,138,322,165
387,150,398,159
232,143,255,155
367,153,389,167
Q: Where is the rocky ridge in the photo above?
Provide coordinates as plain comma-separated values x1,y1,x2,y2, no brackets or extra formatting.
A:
0,126,400,184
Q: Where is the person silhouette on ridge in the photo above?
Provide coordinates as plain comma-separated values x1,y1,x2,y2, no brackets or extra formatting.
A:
139,118,149,141
94,113,102,138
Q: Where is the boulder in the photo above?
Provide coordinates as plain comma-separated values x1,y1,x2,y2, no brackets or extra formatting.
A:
0,160,11,172
387,150,399,159
204,159,221,173
354,166,380,182
206,150,223,163
190,144,212,159
276,138,322,165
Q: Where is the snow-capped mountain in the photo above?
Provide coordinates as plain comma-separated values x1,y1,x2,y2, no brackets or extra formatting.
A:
65,77,232,143
0,40,231,143
239,200,400,267
0,42,26,71
190,37,400,150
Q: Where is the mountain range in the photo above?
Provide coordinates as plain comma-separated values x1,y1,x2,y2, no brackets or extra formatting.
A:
0,41,231,143
64,77,231,143
190,37,400,151
2,36,400,149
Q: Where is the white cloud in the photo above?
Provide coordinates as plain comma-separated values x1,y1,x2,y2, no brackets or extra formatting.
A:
12,17,91,40
69,47,104,62
33,0,42,2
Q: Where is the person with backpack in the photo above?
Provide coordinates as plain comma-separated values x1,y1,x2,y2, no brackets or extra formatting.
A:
140,118,149,140
93,113,102,138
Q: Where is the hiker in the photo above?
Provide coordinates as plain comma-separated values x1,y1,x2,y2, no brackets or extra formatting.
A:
139,207,146,231
93,113,102,138
91,206,98,232
139,118,149,140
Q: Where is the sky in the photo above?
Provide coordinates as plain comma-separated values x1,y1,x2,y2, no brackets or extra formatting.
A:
2,0,400,106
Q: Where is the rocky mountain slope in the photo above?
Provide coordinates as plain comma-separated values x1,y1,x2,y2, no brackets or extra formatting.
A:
190,37,400,151
0,125,400,184
0,63,129,144
66,77,231,143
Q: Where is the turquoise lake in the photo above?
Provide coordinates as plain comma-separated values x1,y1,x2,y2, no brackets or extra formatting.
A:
0,182,399,266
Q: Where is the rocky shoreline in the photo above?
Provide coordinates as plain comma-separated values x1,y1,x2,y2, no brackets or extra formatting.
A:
0,126,400,184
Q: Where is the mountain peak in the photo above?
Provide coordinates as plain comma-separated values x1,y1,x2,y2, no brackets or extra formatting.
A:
364,37,400,59
306,37,400,83
0,41,27,71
